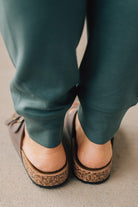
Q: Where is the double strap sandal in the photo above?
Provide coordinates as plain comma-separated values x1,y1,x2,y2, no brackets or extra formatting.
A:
5,113,69,188
63,103,114,184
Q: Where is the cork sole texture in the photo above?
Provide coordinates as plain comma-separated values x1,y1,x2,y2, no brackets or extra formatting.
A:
21,150,69,187
72,138,112,184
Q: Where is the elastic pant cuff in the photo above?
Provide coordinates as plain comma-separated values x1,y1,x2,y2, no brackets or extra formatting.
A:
24,118,63,148
78,104,128,144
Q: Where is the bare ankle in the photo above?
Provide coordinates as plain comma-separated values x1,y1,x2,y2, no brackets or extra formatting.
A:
22,126,66,172
75,113,112,168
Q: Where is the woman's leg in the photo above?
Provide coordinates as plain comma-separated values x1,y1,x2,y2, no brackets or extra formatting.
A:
0,0,86,170
77,0,138,167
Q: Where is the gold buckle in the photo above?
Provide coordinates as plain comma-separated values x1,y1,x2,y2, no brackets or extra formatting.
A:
17,116,24,123
12,113,24,123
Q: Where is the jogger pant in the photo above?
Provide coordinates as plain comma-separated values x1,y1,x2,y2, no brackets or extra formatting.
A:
0,0,138,148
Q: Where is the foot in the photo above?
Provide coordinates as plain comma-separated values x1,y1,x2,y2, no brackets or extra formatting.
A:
22,127,66,172
75,113,113,169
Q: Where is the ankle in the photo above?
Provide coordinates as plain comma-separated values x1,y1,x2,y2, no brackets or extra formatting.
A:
75,113,113,168
22,127,66,172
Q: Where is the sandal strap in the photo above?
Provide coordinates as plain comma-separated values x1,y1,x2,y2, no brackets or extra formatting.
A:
6,112,25,157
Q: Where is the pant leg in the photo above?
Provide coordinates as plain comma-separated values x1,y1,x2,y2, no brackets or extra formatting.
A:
0,0,86,147
78,0,138,144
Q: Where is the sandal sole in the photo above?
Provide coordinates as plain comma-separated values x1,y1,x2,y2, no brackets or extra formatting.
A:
72,137,113,184
21,149,69,188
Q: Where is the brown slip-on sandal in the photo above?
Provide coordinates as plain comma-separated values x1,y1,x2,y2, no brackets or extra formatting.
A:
5,113,69,188
64,102,114,184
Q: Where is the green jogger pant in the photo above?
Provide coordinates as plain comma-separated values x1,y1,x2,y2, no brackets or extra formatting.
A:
0,0,138,147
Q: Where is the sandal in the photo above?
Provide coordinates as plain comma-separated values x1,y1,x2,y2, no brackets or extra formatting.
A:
64,102,114,184
5,113,69,188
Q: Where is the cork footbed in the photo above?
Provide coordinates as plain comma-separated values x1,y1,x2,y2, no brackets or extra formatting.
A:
72,137,113,184
21,149,69,187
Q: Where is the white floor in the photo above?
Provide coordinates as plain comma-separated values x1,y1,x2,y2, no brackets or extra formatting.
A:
0,28,138,207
